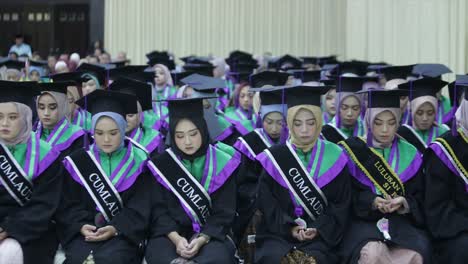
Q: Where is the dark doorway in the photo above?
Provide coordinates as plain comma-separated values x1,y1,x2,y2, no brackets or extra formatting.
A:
0,0,102,59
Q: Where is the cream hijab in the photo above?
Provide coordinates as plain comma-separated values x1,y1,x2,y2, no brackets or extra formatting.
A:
0,102,32,146
287,105,323,152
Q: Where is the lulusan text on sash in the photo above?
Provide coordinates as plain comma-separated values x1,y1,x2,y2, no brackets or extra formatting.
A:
0,143,33,206
64,150,124,222
339,137,405,197
147,148,212,231
263,141,328,221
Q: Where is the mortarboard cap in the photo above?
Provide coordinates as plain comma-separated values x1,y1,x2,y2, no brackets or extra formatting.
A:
398,77,448,100
284,85,331,108
335,76,379,93
180,73,225,94
357,89,408,108
250,71,289,88
293,70,322,83
76,63,107,87
183,64,215,77
76,90,138,117
0,81,40,106
50,71,84,84
167,97,213,120
107,77,152,111
108,65,148,81
0,59,25,71
171,71,194,86
380,65,414,81
330,61,368,76
412,63,452,78
39,81,76,95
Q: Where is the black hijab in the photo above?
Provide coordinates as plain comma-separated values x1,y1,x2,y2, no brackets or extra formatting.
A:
169,116,211,160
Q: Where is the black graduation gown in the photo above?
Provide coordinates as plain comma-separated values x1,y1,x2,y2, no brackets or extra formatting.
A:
232,155,261,245
56,169,152,264
255,168,351,264
0,159,63,264
424,133,468,263
145,167,239,264
340,169,432,263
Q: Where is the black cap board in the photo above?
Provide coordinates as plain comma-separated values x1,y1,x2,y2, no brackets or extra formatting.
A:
0,81,40,105
75,90,138,117
107,78,153,111
357,89,409,108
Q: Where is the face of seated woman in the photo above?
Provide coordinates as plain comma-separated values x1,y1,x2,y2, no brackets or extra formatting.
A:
94,116,122,154
263,112,283,140
37,93,60,130
372,110,398,146
339,95,361,128
291,108,318,146
413,102,435,131
174,119,202,156
0,103,21,142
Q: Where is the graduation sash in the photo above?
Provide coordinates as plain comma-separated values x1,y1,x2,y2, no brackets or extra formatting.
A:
339,137,405,197
64,151,123,222
237,129,270,159
321,123,347,144
149,149,212,228
0,144,33,206
126,135,149,155
264,142,328,221
433,132,468,180
397,124,427,151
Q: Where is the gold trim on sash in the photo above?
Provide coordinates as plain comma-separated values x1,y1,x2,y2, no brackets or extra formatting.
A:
435,137,468,178
339,138,405,197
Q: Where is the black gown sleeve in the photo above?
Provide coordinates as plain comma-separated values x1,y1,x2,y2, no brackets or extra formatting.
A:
309,169,351,247
148,178,179,238
56,172,96,244
109,172,152,245
201,169,238,240
2,160,63,244
424,150,468,239
257,170,297,239
351,168,425,227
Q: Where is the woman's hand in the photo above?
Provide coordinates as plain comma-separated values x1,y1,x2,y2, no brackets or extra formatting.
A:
181,237,207,259
80,224,97,238
373,197,391,213
385,196,408,214
175,237,190,257
81,225,117,242
291,225,306,241
0,227,8,241
303,228,318,240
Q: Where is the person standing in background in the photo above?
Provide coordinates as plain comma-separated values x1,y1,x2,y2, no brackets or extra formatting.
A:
8,34,32,58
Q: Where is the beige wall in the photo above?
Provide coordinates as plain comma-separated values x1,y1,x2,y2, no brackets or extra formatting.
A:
104,0,346,64
105,0,468,75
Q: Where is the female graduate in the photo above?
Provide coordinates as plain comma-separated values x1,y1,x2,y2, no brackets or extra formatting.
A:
108,77,162,156
380,65,415,125
145,97,241,264
255,85,351,263
424,84,468,263
50,72,87,128
35,81,86,156
232,86,288,262
152,63,176,102
57,90,152,264
76,63,107,131
225,82,258,136
339,89,431,263
0,81,62,264
322,86,336,124
397,77,450,152
321,76,370,144
176,73,237,145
